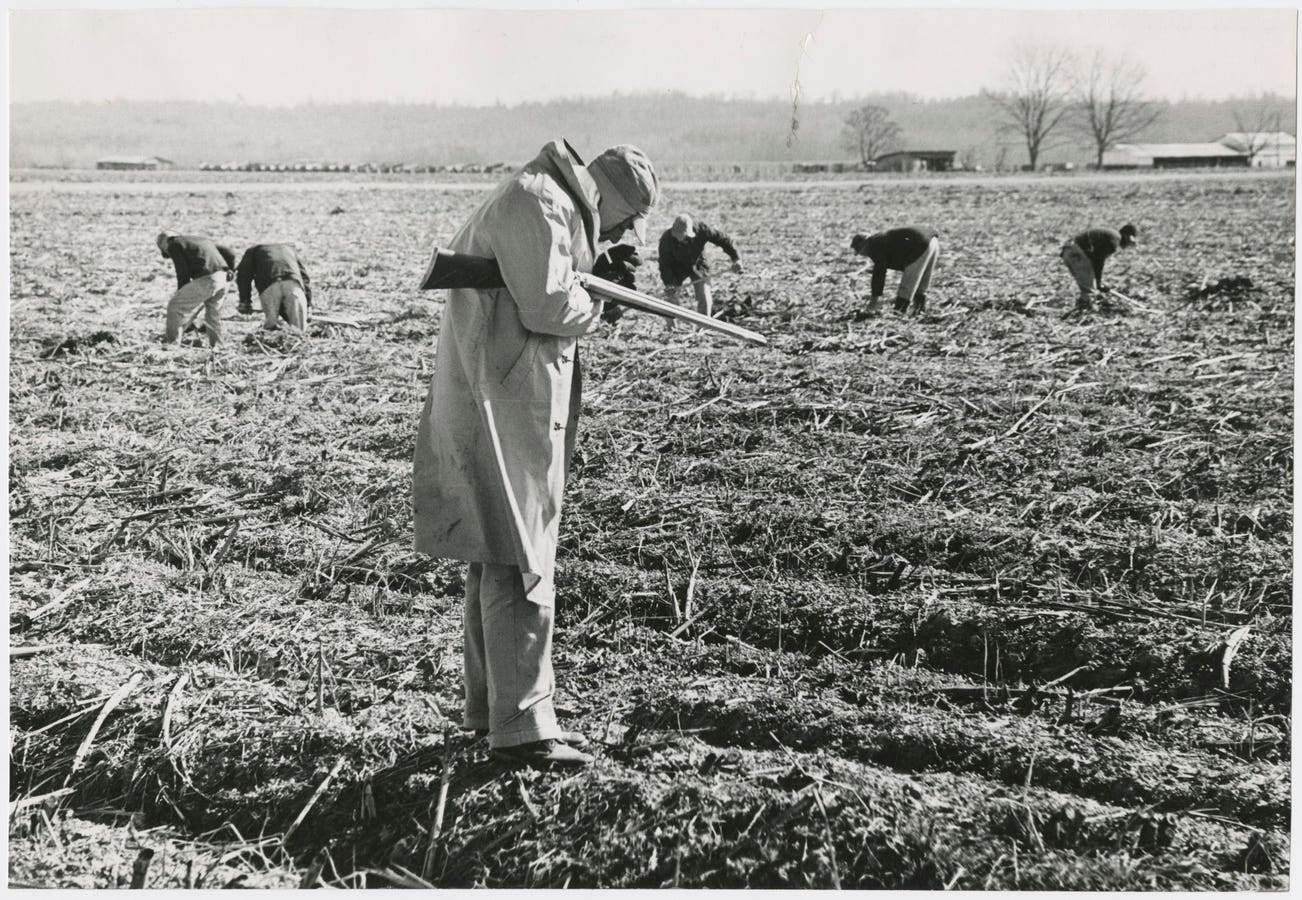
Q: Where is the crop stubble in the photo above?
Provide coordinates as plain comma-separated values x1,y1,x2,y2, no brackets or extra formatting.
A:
7,172,1293,888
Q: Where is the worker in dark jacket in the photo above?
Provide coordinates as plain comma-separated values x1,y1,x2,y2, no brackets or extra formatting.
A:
236,243,313,331
1061,224,1138,310
158,231,236,346
849,226,940,315
657,214,742,317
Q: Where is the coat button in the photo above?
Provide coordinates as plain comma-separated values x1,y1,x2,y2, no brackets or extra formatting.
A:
554,422,565,431
560,354,571,363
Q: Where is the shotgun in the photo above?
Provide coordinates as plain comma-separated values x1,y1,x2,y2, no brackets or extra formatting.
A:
418,247,768,346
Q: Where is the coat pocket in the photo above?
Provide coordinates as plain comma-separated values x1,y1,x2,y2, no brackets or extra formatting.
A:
502,333,572,398
501,333,541,391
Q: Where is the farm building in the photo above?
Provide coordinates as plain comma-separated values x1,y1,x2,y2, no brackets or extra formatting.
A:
1217,132,1296,168
1101,143,1249,169
874,150,957,173
791,161,860,174
95,155,173,171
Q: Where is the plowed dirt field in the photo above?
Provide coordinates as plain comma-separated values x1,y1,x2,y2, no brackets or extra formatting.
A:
8,170,1292,889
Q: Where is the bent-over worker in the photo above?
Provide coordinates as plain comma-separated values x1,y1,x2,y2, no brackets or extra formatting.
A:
236,243,313,331
849,226,940,315
657,214,742,317
1061,224,1138,310
158,231,236,346
413,140,657,768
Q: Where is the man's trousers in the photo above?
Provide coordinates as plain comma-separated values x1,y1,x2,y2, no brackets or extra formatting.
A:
462,562,563,749
898,237,941,304
261,279,309,331
1060,241,1097,301
666,278,714,318
164,272,228,346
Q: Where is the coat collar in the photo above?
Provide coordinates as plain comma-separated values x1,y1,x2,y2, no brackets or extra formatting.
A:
530,139,599,259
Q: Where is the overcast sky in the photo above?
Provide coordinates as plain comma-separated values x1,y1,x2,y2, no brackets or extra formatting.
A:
9,5,1298,106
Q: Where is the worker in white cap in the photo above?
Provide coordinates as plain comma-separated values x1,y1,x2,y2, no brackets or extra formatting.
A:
657,214,743,317
413,140,658,769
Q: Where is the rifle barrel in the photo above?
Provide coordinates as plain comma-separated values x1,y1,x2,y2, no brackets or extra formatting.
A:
578,273,768,346
421,246,768,346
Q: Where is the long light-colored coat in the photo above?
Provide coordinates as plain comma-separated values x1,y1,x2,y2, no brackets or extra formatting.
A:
413,140,605,606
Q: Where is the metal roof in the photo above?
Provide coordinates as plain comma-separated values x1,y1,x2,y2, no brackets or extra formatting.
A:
96,155,168,164
1112,143,1247,159
875,150,956,158
1220,131,1296,147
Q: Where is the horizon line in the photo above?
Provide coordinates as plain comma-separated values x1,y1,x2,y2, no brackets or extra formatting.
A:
11,88,1299,109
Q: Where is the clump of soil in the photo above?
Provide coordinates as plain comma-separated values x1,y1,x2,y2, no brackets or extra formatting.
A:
1183,275,1262,309
41,330,117,357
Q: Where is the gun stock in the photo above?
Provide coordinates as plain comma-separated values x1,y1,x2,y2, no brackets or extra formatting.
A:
419,247,506,290
419,246,768,347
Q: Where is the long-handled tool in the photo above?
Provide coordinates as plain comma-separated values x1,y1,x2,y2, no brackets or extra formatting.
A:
1102,287,1159,314
419,247,768,347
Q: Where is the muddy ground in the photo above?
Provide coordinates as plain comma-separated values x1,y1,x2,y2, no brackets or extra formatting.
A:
8,170,1293,888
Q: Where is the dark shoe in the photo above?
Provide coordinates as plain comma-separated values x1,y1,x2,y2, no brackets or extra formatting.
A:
471,729,589,748
893,296,910,313
910,293,928,315
492,739,593,768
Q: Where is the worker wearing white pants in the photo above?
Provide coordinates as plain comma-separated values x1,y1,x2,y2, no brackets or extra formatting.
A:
1060,225,1138,310
236,243,314,331
849,226,940,315
1060,241,1098,306
164,271,229,346
157,231,235,347
259,278,309,331
658,214,743,319
461,563,561,746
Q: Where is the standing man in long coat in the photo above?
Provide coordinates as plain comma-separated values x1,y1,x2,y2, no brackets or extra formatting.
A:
413,140,658,767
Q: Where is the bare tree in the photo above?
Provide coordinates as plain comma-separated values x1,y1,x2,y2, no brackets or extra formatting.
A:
841,105,902,168
1074,50,1163,169
1223,102,1285,165
983,44,1075,170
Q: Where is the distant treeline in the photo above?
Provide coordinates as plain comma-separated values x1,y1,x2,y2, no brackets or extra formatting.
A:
10,92,1297,171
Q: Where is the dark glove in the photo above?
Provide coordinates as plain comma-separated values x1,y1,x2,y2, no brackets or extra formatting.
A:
592,244,641,290
600,301,625,326
594,245,640,326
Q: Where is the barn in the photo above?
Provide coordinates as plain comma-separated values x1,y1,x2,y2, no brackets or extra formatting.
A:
1101,143,1248,170
95,155,173,171
873,150,957,173
791,162,859,174
1218,132,1296,168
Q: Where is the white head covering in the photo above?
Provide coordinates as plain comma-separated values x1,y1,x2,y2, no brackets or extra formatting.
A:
588,145,659,242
